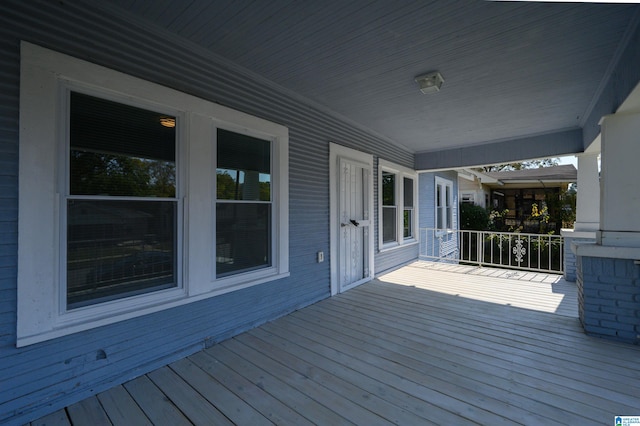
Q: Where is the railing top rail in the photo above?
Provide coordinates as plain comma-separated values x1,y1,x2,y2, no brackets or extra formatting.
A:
418,228,563,239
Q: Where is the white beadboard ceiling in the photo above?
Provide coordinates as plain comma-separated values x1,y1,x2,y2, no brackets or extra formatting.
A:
103,0,638,154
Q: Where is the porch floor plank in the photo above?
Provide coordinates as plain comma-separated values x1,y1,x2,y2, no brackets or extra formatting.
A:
96,385,152,426
147,366,234,425
168,357,274,426
30,262,640,425
65,396,112,425
283,305,573,425
122,375,191,426
29,409,70,426
189,350,313,426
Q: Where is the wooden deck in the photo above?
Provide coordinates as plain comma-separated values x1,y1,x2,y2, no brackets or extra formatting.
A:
31,262,640,425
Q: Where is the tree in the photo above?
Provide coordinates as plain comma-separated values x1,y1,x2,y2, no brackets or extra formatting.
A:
70,151,176,197
480,158,559,172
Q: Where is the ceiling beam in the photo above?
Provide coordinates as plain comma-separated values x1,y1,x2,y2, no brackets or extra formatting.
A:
582,8,640,150
415,128,583,171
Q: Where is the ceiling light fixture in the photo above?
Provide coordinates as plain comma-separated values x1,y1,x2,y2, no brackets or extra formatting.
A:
159,117,176,128
415,71,444,94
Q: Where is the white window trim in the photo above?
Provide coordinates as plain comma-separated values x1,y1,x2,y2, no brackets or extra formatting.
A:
435,176,454,233
17,42,289,347
378,159,418,251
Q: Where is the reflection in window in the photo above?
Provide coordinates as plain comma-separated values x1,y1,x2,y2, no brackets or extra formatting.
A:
216,129,272,277
403,177,414,238
382,172,396,243
436,178,453,231
66,92,178,309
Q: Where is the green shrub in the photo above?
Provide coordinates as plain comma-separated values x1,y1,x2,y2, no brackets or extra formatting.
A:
459,203,490,230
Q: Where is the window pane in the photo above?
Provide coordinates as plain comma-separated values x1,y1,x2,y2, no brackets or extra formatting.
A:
446,185,453,228
217,129,271,201
403,177,413,207
437,206,443,229
70,92,176,197
382,206,397,243
382,172,395,206
216,203,271,276
404,209,413,238
67,200,176,309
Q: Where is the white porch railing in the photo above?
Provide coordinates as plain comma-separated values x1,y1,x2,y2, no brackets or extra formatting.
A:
419,228,564,274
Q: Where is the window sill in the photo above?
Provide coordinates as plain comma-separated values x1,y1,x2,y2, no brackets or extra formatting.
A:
17,271,290,348
379,240,418,253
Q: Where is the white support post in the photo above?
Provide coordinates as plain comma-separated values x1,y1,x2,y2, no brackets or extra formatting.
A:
598,111,640,247
573,152,600,233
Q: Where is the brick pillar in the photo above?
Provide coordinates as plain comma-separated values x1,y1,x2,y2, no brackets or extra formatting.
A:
577,255,640,343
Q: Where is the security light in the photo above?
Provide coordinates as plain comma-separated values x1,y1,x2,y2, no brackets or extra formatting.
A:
415,71,444,94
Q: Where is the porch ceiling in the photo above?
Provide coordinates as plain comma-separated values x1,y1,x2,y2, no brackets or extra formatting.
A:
104,0,639,157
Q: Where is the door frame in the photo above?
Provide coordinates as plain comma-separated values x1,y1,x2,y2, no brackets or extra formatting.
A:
329,143,375,295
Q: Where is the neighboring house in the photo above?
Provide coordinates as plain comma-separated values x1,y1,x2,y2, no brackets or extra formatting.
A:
458,165,577,233
1,2,640,424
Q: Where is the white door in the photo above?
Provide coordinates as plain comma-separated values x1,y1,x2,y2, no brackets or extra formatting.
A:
337,157,372,292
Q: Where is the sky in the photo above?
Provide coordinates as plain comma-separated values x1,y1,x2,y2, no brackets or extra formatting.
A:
557,155,578,168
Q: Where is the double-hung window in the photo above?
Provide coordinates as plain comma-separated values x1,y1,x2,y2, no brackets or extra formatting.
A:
66,92,180,309
17,42,288,346
378,160,417,250
435,177,454,231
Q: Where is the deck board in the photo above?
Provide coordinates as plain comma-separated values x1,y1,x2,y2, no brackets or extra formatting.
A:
29,409,70,426
189,350,312,425
122,375,191,426
66,396,112,425
30,262,640,425
97,385,152,426
168,358,273,426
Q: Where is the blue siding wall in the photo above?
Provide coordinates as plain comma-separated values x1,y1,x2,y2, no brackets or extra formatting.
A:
0,1,414,423
418,171,459,230
373,158,420,275
418,171,459,260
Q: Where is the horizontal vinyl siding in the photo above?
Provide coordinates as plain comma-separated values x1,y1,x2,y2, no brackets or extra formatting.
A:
373,158,420,275
0,1,414,423
375,244,420,275
418,170,459,230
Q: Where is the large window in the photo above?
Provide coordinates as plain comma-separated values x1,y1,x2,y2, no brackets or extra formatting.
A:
435,177,453,230
66,92,179,309
17,42,289,346
378,160,417,250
